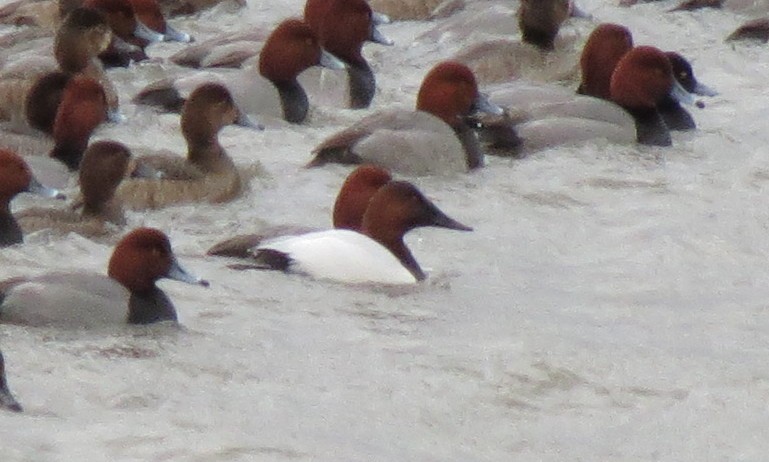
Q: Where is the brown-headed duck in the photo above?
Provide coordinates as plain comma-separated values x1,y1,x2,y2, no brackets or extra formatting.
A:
0,149,64,247
0,351,21,412
308,61,503,175
254,181,472,284
0,227,208,327
207,164,393,258
135,19,346,124
119,83,258,209
17,141,155,237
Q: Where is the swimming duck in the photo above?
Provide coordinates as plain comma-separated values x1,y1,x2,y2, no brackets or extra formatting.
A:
0,148,64,247
17,140,154,238
119,83,257,209
254,180,472,284
308,61,503,175
135,19,346,124
0,351,21,412
304,0,393,109
207,164,393,258
0,227,208,327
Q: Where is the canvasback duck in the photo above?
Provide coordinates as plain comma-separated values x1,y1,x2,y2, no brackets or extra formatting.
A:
0,227,208,327
82,0,165,67
610,46,696,146
18,141,153,237
134,19,346,124
254,181,472,284
0,7,117,133
0,149,64,247
128,0,193,43
119,83,257,210
207,164,392,258
49,75,113,170
308,61,503,175
0,351,21,412
304,0,393,109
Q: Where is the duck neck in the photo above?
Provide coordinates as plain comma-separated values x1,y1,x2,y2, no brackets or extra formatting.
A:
347,60,375,109
378,236,426,281
624,106,672,147
187,138,233,174
50,139,88,171
82,198,125,225
272,79,309,124
127,287,178,324
0,203,22,247
453,123,485,170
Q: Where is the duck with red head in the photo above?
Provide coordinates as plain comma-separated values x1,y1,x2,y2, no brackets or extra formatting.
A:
0,227,208,327
207,164,392,259
308,61,503,175
656,51,716,131
577,23,634,100
134,19,345,124
0,351,21,413
305,0,393,109
610,46,696,146
254,181,472,284
0,149,65,247
49,75,112,171
18,141,157,238
120,83,259,210
83,0,165,67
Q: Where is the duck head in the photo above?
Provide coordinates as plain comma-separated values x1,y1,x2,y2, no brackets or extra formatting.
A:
25,72,72,135
517,0,571,50
333,165,392,231
578,23,634,100
55,7,113,73
128,0,193,43
78,140,134,218
82,0,164,44
50,76,110,171
108,227,208,294
665,51,717,97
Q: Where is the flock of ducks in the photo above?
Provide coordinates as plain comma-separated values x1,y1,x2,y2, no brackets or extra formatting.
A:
0,0,756,413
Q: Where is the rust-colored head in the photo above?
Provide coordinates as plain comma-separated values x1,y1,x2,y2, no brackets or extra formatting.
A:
610,46,674,109
108,227,176,292
332,165,392,231
259,19,324,83
127,0,165,33
0,149,33,205
416,61,480,128
50,76,109,171
79,140,132,213
579,23,634,100
311,0,373,66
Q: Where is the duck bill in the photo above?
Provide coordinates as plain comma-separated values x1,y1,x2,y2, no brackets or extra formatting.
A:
369,23,394,46
371,11,391,25
235,110,265,130
166,257,210,287
319,49,347,70
27,176,65,200
163,24,193,43
107,108,127,124
471,92,505,116
692,81,718,97
424,200,473,232
134,20,165,43
669,78,697,107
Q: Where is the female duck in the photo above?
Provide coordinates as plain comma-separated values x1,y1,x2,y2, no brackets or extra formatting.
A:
0,351,22,412
119,83,257,209
308,61,503,175
208,165,393,258
18,141,153,238
0,227,208,327
0,149,64,247
135,19,345,124
254,181,472,284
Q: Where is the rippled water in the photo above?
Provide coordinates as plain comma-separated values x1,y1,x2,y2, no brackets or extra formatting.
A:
2,0,769,460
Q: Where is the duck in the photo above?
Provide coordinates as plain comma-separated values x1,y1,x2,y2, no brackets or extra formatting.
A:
128,0,193,43
82,0,166,67
0,227,208,327
657,51,716,131
0,350,22,412
17,140,156,238
118,83,258,210
0,148,65,247
308,61,504,175
303,0,393,109
0,7,117,134
517,0,571,51
207,164,393,259
254,180,472,284
134,19,346,124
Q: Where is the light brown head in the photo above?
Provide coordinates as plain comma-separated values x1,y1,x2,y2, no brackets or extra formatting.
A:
55,7,112,73
79,140,132,216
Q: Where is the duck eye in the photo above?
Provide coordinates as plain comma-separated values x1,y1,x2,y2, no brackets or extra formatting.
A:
679,72,688,80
